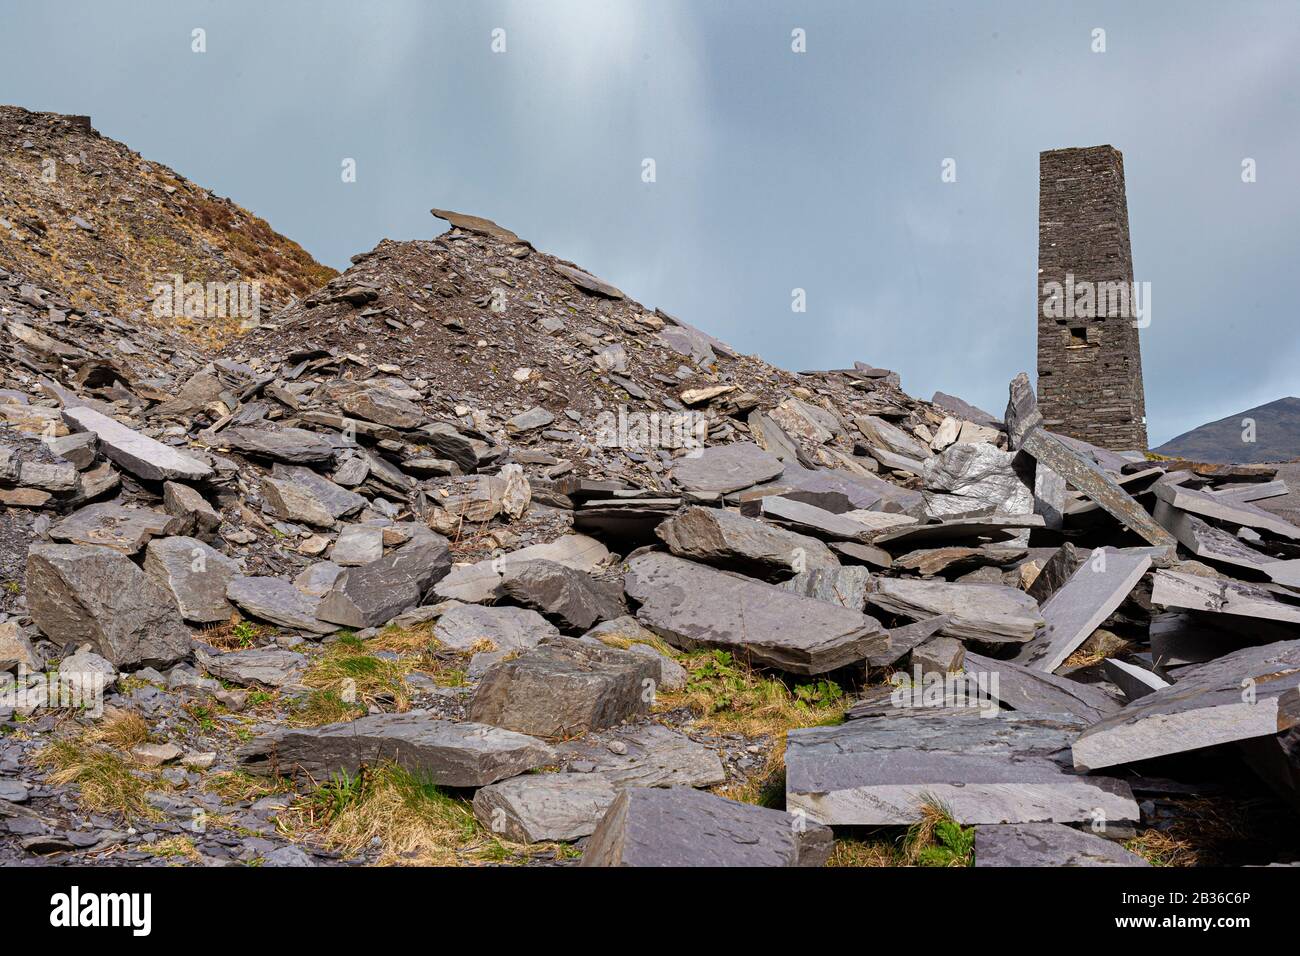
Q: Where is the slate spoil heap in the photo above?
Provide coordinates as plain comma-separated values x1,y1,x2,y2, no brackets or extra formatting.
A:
4,199,1300,869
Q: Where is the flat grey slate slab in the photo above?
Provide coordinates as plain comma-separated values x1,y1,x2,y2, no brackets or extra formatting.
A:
739,494,874,541
554,723,725,789
237,712,556,786
1150,569,1300,625
1011,548,1151,672
62,405,212,482
1072,639,1300,771
226,575,336,634
656,505,839,577
1154,481,1300,541
580,787,832,867
867,577,1044,644
669,442,784,494
625,552,884,674
974,823,1149,866
786,711,1139,826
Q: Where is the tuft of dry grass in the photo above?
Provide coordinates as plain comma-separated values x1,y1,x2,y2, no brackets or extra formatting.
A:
655,649,847,739
204,770,293,804
83,709,151,751
33,738,159,822
827,838,903,867
300,634,413,713
199,617,271,651
142,836,202,863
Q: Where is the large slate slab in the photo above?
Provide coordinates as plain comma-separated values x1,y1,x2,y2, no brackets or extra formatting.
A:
786,711,1138,825
656,506,839,578
867,577,1044,644
669,442,783,494
625,552,884,674
1150,569,1300,625
237,712,556,786
468,637,658,738
1011,548,1152,672
26,542,192,668
580,787,832,867
1072,639,1300,771
218,425,335,463
974,823,1149,867
62,405,212,482
1153,481,1300,541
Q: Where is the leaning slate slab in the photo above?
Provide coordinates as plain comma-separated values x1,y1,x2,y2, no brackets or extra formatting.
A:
434,603,559,653
143,535,237,624
785,711,1138,825
1072,639,1300,771
315,537,450,628
62,405,212,482
625,552,883,674
1019,427,1176,554
1011,548,1151,672
237,712,556,786
974,823,1149,867
26,542,192,669
580,787,832,867
472,773,618,843
962,650,1122,723
1153,481,1300,541
1150,569,1300,625
499,559,625,631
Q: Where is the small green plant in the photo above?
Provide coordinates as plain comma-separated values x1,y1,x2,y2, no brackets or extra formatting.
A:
904,799,974,867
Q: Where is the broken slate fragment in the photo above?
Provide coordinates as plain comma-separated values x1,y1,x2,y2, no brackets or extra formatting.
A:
143,536,238,624
435,603,559,653
867,577,1044,644
499,559,625,631
237,712,556,786
581,787,832,867
974,823,1149,867
472,773,618,844
555,723,725,788
315,537,451,628
656,505,839,579
226,575,336,634
468,637,658,738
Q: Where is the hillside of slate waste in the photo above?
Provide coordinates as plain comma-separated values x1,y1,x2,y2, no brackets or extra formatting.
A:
4,118,1300,868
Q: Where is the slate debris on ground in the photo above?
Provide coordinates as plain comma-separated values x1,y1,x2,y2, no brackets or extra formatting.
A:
3,110,1300,868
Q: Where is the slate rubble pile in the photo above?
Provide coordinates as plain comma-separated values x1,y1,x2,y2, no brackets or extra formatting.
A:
2,207,1300,868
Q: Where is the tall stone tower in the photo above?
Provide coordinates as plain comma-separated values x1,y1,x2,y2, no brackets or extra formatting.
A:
1036,145,1148,450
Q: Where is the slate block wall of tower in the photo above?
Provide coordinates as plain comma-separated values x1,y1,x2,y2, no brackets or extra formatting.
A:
1037,145,1148,451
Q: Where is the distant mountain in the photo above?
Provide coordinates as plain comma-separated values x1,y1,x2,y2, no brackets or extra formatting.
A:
1154,397,1300,464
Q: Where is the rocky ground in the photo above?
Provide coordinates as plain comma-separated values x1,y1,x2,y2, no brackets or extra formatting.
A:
3,110,1300,868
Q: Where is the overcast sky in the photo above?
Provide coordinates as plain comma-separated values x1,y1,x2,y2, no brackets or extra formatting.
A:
3,0,1297,446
